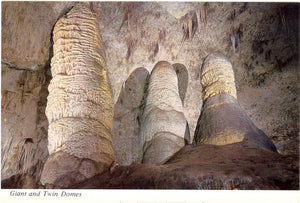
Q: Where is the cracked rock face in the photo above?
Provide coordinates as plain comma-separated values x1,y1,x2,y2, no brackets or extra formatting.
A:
40,3,114,187
200,53,237,101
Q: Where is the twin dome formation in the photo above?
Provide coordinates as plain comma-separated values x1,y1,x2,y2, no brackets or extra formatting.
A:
41,3,277,188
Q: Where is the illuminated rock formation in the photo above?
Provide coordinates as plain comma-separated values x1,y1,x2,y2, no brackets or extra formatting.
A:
41,2,115,187
194,53,277,152
139,61,188,164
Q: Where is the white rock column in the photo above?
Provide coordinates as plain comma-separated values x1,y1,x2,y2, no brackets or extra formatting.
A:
41,2,114,187
140,61,186,164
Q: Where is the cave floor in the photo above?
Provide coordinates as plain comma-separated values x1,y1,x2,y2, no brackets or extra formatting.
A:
71,143,299,190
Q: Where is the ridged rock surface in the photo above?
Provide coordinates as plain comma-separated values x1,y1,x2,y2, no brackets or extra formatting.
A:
41,3,114,187
112,67,149,165
139,61,187,164
194,53,277,152
200,53,237,102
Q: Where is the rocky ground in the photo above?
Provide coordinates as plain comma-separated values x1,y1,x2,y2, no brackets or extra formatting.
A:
73,143,299,190
2,143,298,189
1,2,299,189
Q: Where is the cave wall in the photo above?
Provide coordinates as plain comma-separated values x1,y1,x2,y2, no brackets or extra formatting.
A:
1,2,75,181
1,2,299,181
1,65,46,180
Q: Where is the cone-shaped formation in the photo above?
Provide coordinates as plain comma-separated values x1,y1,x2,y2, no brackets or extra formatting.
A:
41,2,115,187
194,53,277,153
140,61,187,164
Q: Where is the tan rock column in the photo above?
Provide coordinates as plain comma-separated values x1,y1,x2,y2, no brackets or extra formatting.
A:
41,2,114,187
140,61,186,164
194,53,277,152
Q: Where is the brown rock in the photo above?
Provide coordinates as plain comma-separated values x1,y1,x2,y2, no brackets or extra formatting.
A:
1,173,38,189
71,143,298,189
41,151,101,188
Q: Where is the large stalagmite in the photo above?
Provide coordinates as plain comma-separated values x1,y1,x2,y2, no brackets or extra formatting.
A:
40,3,114,187
194,53,277,152
140,61,187,164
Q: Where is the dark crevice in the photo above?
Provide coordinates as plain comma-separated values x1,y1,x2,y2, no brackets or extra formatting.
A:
24,138,34,144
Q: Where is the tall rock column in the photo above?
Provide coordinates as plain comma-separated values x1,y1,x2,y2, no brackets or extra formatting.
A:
41,3,115,187
139,61,187,164
194,53,277,152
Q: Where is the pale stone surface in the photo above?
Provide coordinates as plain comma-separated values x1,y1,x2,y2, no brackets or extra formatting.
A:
158,2,197,19
113,63,190,165
173,63,189,105
41,2,114,187
1,66,47,180
2,2,74,70
139,61,187,164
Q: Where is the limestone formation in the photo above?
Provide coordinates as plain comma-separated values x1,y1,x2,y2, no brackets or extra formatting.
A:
41,2,115,187
112,67,149,165
194,53,277,152
139,61,188,164
200,53,237,102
